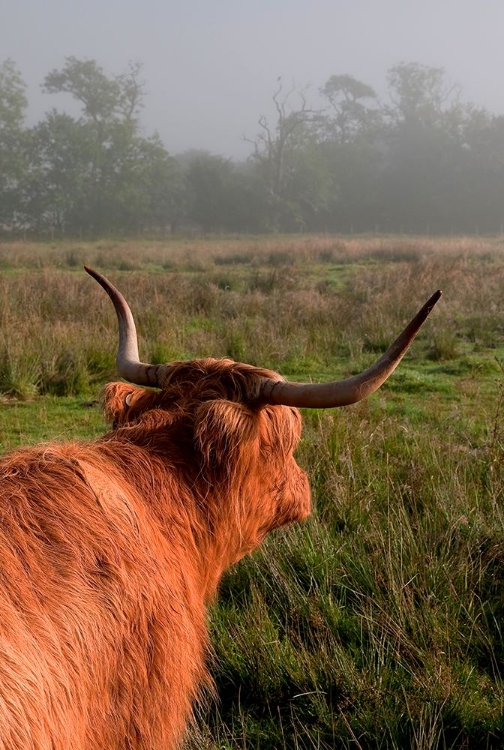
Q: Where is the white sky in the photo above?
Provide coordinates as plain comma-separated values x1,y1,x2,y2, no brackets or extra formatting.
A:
2,0,504,159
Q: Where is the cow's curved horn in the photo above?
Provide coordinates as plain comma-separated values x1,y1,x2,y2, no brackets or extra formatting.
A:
85,266,165,387
258,290,441,408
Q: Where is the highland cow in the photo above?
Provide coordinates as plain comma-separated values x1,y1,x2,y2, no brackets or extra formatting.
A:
0,268,440,749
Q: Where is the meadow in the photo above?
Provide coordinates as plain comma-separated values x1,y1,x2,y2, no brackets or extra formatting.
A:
0,235,502,748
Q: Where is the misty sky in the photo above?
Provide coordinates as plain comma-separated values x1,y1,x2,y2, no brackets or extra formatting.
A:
3,0,504,159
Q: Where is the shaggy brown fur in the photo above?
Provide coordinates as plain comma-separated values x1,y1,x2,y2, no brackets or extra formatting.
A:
0,358,310,749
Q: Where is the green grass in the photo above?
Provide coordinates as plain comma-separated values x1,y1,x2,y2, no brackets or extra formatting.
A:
0,397,104,452
0,235,503,748
198,399,504,749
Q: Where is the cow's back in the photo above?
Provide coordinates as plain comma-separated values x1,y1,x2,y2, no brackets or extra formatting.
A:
0,444,206,750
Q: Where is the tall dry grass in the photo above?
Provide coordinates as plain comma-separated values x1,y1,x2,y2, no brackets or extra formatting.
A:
0,234,502,398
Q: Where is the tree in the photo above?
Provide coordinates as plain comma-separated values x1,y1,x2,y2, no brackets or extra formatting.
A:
385,62,464,132
379,63,470,232
108,133,184,233
28,57,182,235
316,74,384,231
247,80,325,230
178,151,259,232
43,57,144,129
453,109,504,231
320,74,380,144
0,59,28,226
22,111,93,234
41,58,143,233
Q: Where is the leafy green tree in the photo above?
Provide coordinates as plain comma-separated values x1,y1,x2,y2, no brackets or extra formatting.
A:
317,74,384,231
40,58,141,233
34,57,181,235
108,133,184,233
321,74,380,144
43,57,144,129
454,109,504,231
314,138,382,233
261,138,333,232
21,112,93,233
0,59,28,226
385,62,463,129
380,62,470,232
180,150,260,232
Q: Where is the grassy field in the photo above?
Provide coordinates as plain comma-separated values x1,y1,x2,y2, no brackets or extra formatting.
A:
0,235,502,748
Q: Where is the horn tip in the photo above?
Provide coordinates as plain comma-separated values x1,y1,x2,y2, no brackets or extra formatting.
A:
84,266,113,296
427,289,442,310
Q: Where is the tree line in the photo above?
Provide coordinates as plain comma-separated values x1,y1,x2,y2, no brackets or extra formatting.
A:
1,56,504,236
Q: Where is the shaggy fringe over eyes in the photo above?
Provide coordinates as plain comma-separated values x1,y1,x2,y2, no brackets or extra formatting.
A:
194,400,259,482
259,404,303,457
100,361,302,493
102,384,264,487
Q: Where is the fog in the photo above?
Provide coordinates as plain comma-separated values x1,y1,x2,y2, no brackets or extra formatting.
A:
3,0,504,159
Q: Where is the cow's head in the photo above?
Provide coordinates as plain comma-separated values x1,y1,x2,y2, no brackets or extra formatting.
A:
86,267,440,585
99,357,310,586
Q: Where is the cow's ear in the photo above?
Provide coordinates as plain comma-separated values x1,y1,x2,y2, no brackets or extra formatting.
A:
101,382,145,427
194,400,259,481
